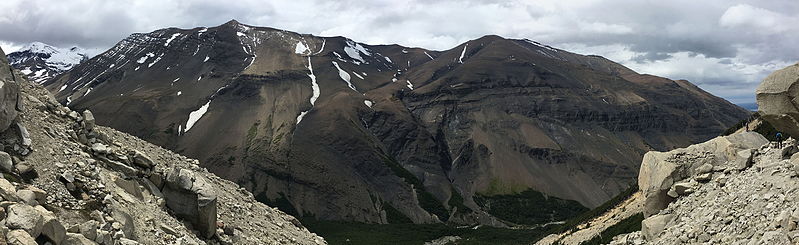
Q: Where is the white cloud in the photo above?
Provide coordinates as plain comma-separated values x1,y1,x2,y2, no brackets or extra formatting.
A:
0,0,796,105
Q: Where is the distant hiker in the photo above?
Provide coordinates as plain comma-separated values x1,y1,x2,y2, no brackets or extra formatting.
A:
776,132,784,148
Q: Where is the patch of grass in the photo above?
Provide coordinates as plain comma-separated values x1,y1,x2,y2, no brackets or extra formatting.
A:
554,185,638,234
474,189,588,226
579,213,644,245
301,220,553,245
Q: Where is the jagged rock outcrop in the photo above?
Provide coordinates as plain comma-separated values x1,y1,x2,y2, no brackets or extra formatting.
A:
0,46,325,244
638,131,768,216
756,63,799,137
0,47,21,132
611,138,799,244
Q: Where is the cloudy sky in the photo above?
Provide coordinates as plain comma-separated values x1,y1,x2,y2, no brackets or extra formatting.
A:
1,0,796,105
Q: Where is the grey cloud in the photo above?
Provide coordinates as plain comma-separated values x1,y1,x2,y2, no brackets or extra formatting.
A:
0,0,796,105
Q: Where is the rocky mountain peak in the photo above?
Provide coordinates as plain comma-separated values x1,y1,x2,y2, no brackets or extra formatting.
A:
7,42,90,84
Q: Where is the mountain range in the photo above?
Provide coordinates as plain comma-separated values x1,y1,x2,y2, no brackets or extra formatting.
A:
8,42,91,84
39,20,749,226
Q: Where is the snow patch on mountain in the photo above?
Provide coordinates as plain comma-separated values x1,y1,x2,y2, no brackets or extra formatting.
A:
343,40,370,64
297,56,321,125
331,61,357,92
185,100,211,132
458,44,468,63
164,33,181,46
295,42,309,54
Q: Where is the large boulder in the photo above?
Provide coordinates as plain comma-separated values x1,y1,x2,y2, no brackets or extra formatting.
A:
162,167,218,239
6,204,44,237
0,47,21,133
756,63,799,136
6,229,37,245
638,131,767,216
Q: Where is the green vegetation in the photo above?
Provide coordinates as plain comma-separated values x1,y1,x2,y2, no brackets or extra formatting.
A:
381,156,449,222
554,185,638,234
384,204,413,224
579,213,644,245
448,187,471,214
295,184,642,245
301,220,553,245
474,189,588,226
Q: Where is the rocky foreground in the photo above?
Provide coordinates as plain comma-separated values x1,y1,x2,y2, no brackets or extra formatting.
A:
0,47,324,244
604,62,799,244
609,132,799,244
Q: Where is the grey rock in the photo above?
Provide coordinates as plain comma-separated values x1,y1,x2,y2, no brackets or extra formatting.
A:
14,162,35,177
63,233,97,245
0,151,13,173
670,182,695,197
16,122,31,147
16,189,38,205
130,150,155,169
696,163,713,174
82,110,95,131
159,224,179,236
638,132,767,216
756,63,799,137
733,149,755,170
641,214,674,241
113,177,144,201
90,143,108,154
112,209,136,239
0,47,21,133
36,205,67,245
79,220,98,241
118,238,139,245
0,176,18,201
163,167,218,239
6,204,44,237
6,229,37,245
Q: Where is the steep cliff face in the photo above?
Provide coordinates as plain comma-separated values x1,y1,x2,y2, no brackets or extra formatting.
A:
44,21,749,226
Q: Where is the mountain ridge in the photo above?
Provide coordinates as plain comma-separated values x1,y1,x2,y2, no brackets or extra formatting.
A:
44,20,749,226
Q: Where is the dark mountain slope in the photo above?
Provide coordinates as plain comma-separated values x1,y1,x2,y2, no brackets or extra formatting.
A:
45,20,749,226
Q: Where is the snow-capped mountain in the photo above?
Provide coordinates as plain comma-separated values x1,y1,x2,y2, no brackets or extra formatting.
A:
7,42,90,83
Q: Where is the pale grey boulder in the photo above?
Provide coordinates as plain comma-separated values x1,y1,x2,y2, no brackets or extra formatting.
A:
0,151,13,173
6,204,44,237
0,177,19,201
641,214,674,241
82,110,95,131
756,63,799,137
162,167,218,239
638,131,768,216
6,229,37,245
